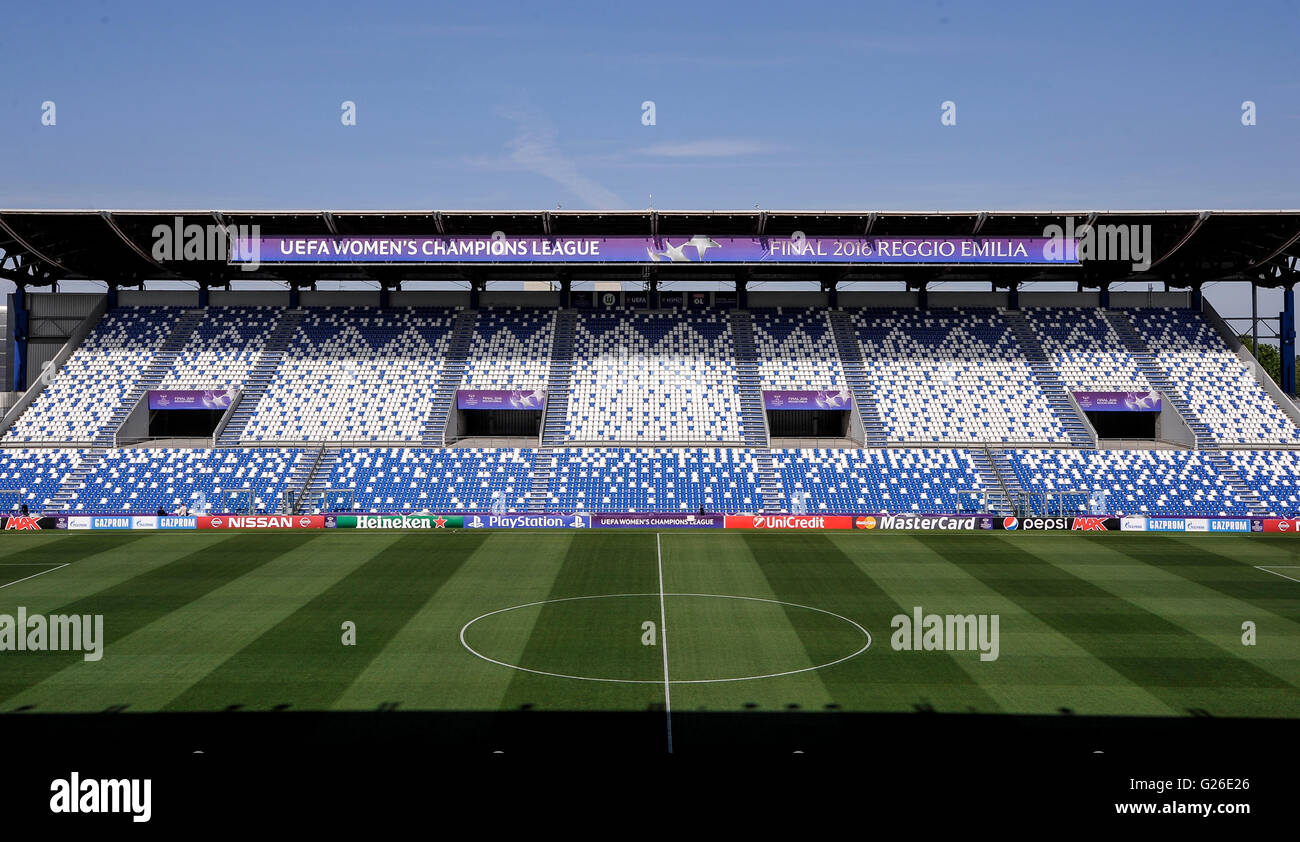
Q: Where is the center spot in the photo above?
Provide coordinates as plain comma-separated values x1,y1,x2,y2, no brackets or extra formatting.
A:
460,593,870,684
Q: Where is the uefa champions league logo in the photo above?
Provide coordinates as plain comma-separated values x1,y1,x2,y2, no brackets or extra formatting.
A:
645,235,721,263
1123,391,1160,411
815,389,852,409
508,390,546,409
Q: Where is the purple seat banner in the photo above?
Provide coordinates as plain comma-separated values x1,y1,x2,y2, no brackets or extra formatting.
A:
148,390,235,411
762,390,854,410
456,389,547,410
1073,391,1162,412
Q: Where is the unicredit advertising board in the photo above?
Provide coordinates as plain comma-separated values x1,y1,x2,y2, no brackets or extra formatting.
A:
234,235,1077,265
725,515,854,530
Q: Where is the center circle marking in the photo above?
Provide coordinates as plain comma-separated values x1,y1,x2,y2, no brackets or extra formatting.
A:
459,592,871,684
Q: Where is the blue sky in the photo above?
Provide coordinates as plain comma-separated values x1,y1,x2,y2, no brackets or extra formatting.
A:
1,0,1297,322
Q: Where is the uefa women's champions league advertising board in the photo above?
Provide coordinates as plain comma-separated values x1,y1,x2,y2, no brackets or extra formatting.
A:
232,234,1078,265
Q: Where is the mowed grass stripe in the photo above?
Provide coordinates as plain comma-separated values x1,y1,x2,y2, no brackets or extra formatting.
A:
660,533,838,711
827,534,1178,717
920,534,1294,715
0,532,86,562
1136,534,1300,626
333,533,577,711
1030,535,1300,697
0,532,149,570
0,534,244,620
5,533,403,713
165,532,488,712
744,533,1003,712
0,533,291,705
499,532,664,711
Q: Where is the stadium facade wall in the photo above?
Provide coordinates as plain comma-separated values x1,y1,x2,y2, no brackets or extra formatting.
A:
209,290,292,306
929,291,1010,307
300,290,381,307
748,291,829,307
23,293,104,389
1018,292,1100,307
389,291,471,307
838,291,918,307
0,297,12,392
1110,291,1191,308
480,290,561,307
118,289,200,307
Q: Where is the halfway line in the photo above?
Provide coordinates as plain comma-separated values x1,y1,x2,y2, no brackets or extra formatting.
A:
1256,565,1300,584
657,532,672,754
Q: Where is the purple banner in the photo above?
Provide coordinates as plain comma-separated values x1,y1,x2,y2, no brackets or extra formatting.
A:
234,235,1077,265
456,389,546,410
763,390,854,410
1073,391,1162,412
591,513,724,528
148,389,235,411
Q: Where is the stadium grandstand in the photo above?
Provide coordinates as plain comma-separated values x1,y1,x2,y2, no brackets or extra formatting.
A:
0,208,1296,519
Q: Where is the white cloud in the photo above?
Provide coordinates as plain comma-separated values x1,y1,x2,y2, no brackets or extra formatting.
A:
636,139,775,158
495,106,626,209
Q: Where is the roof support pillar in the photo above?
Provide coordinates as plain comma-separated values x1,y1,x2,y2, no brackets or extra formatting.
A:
1099,281,1110,310
1251,283,1259,358
10,285,26,391
468,275,485,309
1282,283,1296,396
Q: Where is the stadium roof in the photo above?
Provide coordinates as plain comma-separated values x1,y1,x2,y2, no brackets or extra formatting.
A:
1,208,1297,289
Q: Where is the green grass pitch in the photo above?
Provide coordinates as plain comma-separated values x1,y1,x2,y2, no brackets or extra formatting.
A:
1,530,1298,735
